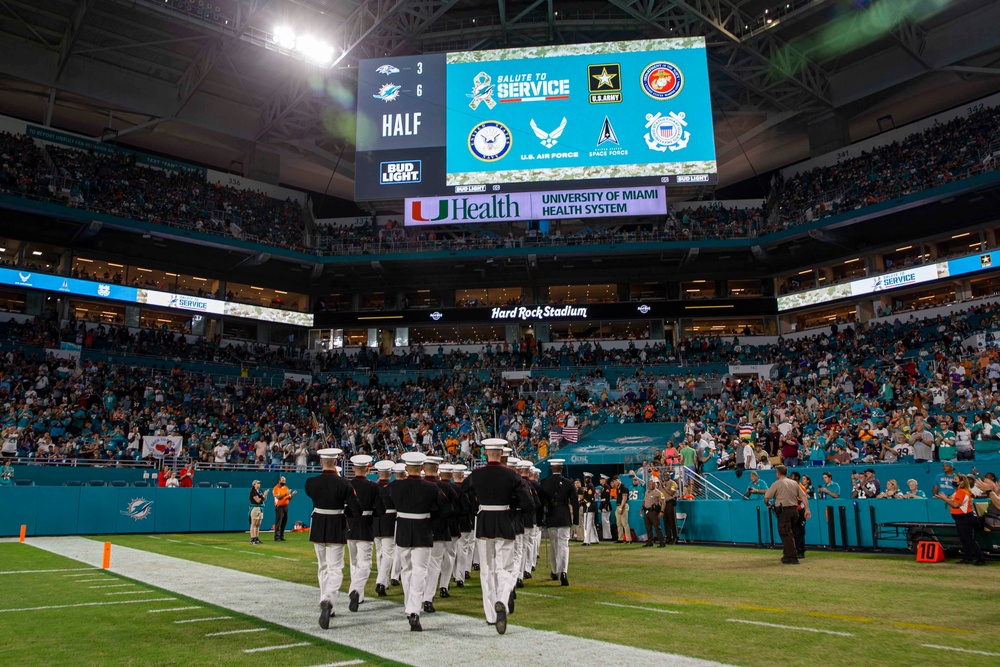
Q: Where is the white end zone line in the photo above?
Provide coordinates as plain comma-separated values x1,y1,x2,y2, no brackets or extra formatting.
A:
149,606,201,613
205,628,267,637
922,645,1000,657
0,598,175,612
726,619,853,637
174,616,232,624
0,568,95,575
597,602,681,614
244,642,311,653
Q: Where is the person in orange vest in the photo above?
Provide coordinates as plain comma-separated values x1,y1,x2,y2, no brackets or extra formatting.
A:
272,476,297,542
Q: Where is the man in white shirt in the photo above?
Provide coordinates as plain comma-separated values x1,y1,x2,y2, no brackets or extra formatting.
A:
743,440,757,470
212,442,229,465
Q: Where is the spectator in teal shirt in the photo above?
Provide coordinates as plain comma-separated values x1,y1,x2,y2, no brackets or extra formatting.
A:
817,472,840,499
744,471,768,500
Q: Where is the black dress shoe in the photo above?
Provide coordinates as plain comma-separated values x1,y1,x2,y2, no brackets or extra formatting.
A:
319,601,332,629
408,613,422,632
523,571,532,580
508,590,516,614
797,553,806,559
391,578,400,587
550,573,558,581
375,583,387,597
465,571,471,579
423,601,436,614
455,579,464,588
657,543,666,548
494,601,507,635
642,543,654,548
472,563,480,571
781,558,800,565
349,590,360,613
439,587,450,599
516,578,524,589
560,572,569,586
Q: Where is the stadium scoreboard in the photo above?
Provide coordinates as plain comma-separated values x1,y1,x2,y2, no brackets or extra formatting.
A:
355,38,717,202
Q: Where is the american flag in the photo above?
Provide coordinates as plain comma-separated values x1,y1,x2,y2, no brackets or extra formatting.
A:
561,426,579,443
549,425,563,444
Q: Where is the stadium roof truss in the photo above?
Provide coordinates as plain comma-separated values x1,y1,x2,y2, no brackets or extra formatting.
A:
0,0,998,195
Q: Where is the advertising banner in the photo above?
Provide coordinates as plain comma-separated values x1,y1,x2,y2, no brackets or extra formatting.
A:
405,185,666,225
141,435,183,459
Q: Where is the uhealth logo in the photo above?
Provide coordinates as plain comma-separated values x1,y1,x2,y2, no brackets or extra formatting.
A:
380,160,421,184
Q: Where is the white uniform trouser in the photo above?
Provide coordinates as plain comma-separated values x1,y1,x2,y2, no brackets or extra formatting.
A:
548,526,570,574
391,528,402,580
600,511,612,540
423,540,446,602
438,538,458,590
513,532,525,578
314,542,345,606
533,526,542,568
583,512,599,545
478,537,515,623
455,531,474,582
523,526,536,572
399,546,430,617
375,536,395,588
347,540,373,602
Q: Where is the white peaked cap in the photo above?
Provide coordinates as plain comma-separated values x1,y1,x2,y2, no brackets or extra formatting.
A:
401,452,427,465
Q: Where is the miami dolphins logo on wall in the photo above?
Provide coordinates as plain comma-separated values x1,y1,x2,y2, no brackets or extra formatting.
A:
121,497,154,521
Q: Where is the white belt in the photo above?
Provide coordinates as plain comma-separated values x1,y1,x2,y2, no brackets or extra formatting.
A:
362,510,374,516
480,505,510,511
397,512,430,520
383,509,397,514
313,508,344,515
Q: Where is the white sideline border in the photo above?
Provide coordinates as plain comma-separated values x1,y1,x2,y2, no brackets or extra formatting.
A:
28,536,734,667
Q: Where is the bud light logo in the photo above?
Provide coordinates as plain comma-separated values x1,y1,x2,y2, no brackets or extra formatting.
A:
380,161,421,184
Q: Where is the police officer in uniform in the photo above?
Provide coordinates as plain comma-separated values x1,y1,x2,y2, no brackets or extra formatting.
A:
346,454,379,612
467,438,533,635
390,451,446,632
539,458,578,586
763,465,812,564
372,460,396,597
305,448,361,629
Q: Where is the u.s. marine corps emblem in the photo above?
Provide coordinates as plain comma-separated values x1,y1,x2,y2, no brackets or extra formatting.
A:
645,111,690,153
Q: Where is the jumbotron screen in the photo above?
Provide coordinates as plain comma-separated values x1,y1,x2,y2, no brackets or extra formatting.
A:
354,38,717,201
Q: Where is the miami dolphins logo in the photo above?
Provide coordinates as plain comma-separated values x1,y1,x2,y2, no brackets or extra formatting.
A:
121,498,154,521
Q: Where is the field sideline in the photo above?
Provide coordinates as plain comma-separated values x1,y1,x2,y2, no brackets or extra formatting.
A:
3,534,999,667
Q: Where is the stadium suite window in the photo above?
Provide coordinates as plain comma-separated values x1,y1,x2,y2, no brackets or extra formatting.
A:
409,325,504,345
546,284,615,304
682,281,716,299
343,329,367,346
455,287,523,307
630,283,666,301
0,290,25,313
971,275,1000,299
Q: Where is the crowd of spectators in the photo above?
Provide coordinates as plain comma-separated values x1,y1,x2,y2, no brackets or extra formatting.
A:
5,102,1000,257
3,298,1000,473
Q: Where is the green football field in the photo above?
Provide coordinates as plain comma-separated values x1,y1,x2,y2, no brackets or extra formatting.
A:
2,533,998,667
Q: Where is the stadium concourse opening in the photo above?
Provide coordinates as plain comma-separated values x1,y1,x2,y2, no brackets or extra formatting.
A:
2,1,1000,665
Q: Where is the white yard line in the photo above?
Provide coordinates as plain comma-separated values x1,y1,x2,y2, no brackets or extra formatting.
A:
0,568,94,575
148,606,202,613
165,539,185,544
0,598,175,613
244,642,312,654
105,590,151,595
306,661,365,667
239,550,268,557
210,546,231,551
28,536,734,667
75,578,113,583
516,592,563,599
597,602,681,614
146,536,162,540
726,619,853,637
174,616,232,624
272,556,299,561
922,644,1000,657
89,583,136,589
62,572,102,577
205,628,267,637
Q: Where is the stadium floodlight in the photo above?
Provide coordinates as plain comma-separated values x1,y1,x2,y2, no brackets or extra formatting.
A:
295,35,335,65
273,26,297,49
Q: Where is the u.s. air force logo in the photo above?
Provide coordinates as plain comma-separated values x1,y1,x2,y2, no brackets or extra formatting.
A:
645,111,690,153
